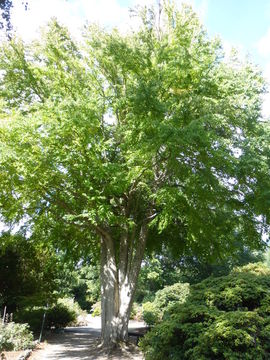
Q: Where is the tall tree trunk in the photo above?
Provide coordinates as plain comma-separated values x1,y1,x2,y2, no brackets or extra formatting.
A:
100,224,147,348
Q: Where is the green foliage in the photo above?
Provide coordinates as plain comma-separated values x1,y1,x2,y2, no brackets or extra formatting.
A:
136,254,183,303
142,283,190,326
142,302,160,326
130,302,143,321
141,263,270,360
57,297,85,318
91,301,101,317
70,263,100,311
0,232,69,311
179,247,265,284
0,322,34,351
46,303,76,329
15,302,77,333
15,307,45,334
0,3,267,268
155,283,190,310
0,3,269,344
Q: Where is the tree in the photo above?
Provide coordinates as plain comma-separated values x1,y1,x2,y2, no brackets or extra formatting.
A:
0,3,268,348
0,0,28,38
0,0,13,34
0,233,65,311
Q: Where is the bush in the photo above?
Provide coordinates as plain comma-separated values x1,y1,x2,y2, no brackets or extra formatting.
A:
142,283,189,326
154,283,190,310
91,301,101,317
14,307,45,334
15,302,77,333
0,322,34,351
130,302,143,321
46,303,76,329
140,263,270,360
142,302,160,326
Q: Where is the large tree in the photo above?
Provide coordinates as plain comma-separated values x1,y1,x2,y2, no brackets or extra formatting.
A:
0,3,269,347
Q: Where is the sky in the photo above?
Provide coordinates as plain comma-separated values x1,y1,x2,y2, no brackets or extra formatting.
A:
4,0,270,116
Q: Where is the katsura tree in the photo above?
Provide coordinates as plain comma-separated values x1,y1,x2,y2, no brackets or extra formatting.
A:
0,3,269,348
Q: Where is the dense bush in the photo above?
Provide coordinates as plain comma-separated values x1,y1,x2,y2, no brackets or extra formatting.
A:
46,303,76,329
15,302,77,333
57,298,86,319
15,307,45,334
130,302,143,321
141,263,270,360
91,301,101,317
142,283,189,326
142,302,160,326
0,322,34,351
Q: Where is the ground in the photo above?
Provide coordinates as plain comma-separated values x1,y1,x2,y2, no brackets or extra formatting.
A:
28,317,144,360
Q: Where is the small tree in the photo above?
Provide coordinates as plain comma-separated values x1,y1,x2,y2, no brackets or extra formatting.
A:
0,3,268,348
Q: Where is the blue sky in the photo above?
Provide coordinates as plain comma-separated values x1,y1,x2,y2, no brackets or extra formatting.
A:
200,0,270,68
5,0,270,115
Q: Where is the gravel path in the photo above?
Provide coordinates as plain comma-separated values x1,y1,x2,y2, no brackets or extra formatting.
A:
29,317,144,360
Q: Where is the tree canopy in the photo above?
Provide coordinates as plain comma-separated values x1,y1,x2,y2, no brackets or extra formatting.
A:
0,3,269,347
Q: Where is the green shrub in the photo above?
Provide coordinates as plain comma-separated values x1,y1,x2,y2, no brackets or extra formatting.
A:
140,263,270,360
142,283,189,326
15,302,76,332
130,302,143,321
14,307,45,334
91,301,101,317
58,298,86,318
154,283,190,310
142,302,160,326
0,322,34,351
46,303,76,329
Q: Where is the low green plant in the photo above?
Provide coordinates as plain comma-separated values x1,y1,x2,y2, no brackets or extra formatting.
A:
0,322,34,351
46,303,76,329
15,302,77,332
130,302,143,321
142,283,190,326
91,301,101,317
142,302,160,326
58,298,86,316
14,307,45,334
140,263,270,360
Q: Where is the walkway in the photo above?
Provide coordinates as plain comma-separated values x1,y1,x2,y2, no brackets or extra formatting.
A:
29,317,144,360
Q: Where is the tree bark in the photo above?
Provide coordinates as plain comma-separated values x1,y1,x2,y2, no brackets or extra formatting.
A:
100,224,147,348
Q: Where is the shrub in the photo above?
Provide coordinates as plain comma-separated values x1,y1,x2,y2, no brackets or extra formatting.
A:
15,302,76,333
142,283,190,326
14,307,45,334
0,322,34,351
46,303,76,329
91,301,101,317
130,302,143,321
140,263,270,360
154,283,190,310
142,302,160,326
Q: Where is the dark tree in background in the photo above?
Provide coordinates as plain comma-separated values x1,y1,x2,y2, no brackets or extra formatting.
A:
0,0,28,37
0,0,13,34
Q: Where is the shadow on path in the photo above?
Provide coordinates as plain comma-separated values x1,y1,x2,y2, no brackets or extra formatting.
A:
30,325,143,360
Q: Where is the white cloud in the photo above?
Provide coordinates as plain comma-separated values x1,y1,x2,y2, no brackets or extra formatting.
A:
256,27,270,57
7,0,209,43
9,0,130,42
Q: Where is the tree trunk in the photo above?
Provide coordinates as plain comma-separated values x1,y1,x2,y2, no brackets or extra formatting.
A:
100,225,147,348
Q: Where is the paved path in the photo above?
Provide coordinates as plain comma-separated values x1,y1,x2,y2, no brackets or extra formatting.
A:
29,317,144,360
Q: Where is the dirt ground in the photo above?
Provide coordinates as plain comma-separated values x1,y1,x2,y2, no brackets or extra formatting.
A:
1,351,25,360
